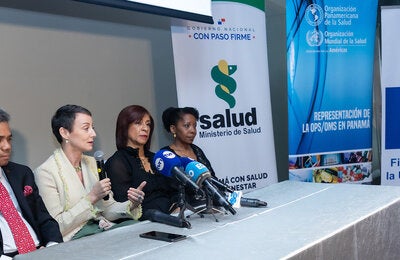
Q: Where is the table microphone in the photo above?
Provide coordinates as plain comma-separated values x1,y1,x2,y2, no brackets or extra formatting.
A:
227,191,267,208
146,209,190,228
240,197,268,207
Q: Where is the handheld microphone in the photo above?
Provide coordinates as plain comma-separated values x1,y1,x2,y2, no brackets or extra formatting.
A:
94,150,109,200
146,209,190,228
153,150,200,192
184,161,236,215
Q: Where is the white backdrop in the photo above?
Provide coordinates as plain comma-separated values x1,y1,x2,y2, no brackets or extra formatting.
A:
171,1,277,192
381,6,400,185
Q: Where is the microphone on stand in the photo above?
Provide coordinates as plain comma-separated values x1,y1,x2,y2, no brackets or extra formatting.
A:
94,150,109,200
179,156,195,168
184,161,236,215
153,150,200,192
179,157,234,194
152,150,197,228
209,178,234,193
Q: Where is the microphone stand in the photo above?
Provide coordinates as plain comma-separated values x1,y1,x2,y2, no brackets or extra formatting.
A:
187,190,225,222
176,184,192,228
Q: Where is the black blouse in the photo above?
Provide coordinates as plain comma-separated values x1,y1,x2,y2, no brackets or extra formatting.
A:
105,147,179,220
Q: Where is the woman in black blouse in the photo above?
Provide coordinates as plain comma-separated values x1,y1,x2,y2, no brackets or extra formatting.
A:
105,105,178,220
161,107,220,208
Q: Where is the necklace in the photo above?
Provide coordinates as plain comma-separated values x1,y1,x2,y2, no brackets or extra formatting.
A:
139,157,154,174
173,147,195,159
74,165,82,172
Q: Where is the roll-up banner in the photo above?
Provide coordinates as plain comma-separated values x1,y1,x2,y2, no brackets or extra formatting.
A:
287,1,377,183
381,6,400,186
171,0,277,192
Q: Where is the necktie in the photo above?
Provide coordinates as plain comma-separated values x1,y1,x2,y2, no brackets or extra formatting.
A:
0,182,37,254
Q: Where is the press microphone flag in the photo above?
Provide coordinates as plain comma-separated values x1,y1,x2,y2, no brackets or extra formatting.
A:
153,150,200,191
94,150,109,200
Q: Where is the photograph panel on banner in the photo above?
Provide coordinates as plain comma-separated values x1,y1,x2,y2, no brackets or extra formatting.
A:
286,0,377,183
171,0,277,193
381,7,400,186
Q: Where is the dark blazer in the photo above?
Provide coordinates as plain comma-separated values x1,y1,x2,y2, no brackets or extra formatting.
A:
0,162,63,255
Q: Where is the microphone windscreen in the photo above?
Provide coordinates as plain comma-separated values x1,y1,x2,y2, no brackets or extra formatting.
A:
94,150,104,161
184,161,211,185
153,150,182,178
180,157,194,168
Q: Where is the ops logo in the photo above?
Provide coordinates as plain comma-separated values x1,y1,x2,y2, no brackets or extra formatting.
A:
211,60,237,108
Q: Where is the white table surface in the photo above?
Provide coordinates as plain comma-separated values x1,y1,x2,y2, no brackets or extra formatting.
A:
15,181,400,259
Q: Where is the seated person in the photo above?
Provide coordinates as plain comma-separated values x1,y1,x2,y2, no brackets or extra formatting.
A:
161,106,218,207
0,108,63,258
161,107,216,175
105,105,179,221
34,105,143,241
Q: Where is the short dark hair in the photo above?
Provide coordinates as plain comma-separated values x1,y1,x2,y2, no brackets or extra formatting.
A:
115,105,154,151
0,108,10,123
51,104,92,144
161,107,199,133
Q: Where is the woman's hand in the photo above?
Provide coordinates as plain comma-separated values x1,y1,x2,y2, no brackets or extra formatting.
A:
127,181,146,208
88,178,112,204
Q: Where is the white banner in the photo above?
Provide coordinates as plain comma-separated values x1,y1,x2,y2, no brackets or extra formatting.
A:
171,0,277,192
381,6,400,185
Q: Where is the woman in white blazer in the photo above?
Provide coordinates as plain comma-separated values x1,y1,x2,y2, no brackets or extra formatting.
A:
34,104,145,241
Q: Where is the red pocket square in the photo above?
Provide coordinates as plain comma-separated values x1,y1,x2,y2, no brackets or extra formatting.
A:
23,185,33,196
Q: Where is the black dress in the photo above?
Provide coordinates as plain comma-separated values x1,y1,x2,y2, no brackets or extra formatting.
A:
105,147,179,220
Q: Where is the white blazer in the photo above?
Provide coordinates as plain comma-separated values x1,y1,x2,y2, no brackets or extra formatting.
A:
34,148,141,241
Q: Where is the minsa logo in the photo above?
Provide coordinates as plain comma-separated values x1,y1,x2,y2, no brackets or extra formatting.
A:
199,108,257,130
211,60,237,108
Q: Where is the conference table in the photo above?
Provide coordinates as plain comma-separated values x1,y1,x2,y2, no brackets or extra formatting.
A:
16,181,400,259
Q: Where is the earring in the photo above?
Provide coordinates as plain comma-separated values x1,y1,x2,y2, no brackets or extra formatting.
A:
65,139,69,144
173,133,176,138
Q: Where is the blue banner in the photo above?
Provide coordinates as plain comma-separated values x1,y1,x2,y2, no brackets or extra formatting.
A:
287,1,377,183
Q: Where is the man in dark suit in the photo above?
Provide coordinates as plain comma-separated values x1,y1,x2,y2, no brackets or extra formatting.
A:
0,108,63,258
